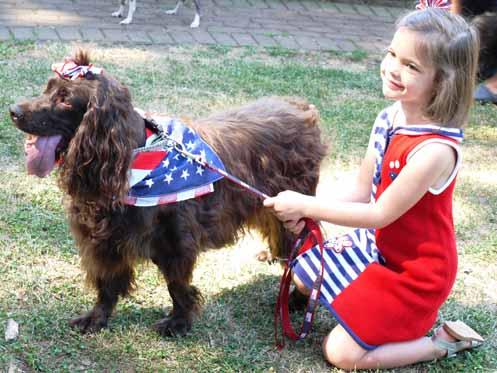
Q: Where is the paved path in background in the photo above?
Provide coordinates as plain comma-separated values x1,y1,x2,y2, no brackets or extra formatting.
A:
0,0,409,53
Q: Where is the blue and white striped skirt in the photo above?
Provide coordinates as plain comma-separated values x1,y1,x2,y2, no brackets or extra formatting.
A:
291,228,383,305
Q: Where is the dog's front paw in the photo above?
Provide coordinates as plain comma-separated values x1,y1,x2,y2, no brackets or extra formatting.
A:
153,316,192,337
69,310,109,334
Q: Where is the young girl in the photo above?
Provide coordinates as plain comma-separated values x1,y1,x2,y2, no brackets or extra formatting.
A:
264,8,483,370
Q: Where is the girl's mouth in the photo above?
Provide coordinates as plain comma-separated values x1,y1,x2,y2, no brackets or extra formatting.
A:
386,78,404,90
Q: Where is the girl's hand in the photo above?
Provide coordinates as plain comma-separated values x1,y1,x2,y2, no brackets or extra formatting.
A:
263,191,310,234
282,219,306,235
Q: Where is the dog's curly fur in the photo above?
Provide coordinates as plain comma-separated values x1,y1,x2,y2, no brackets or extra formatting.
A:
10,50,327,336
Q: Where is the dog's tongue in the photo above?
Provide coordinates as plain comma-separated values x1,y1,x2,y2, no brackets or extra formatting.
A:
24,135,62,177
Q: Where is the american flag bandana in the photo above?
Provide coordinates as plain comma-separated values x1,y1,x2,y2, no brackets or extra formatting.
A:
124,110,226,207
416,0,451,10
51,59,103,80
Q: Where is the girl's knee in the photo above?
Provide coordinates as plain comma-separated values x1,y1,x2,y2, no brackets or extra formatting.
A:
291,272,310,296
322,336,355,370
322,328,368,370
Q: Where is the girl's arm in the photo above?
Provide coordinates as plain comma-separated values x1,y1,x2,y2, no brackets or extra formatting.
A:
264,142,456,233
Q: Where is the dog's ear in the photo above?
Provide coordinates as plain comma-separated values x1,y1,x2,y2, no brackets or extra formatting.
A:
61,78,134,209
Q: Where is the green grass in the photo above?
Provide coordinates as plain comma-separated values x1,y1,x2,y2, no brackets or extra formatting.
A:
0,41,496,372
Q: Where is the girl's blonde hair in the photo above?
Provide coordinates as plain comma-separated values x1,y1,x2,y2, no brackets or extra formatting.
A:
397,8,479,128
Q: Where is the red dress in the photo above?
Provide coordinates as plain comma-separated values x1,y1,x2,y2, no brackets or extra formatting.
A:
292,106,463,349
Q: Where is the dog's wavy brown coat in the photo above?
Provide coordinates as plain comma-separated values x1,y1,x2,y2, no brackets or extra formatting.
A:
11,50,327,336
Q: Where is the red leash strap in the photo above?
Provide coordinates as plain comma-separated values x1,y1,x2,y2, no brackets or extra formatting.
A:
274,218,325,350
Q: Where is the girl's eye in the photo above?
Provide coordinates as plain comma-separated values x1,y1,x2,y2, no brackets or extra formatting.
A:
386,50,396,57
407,63,419,71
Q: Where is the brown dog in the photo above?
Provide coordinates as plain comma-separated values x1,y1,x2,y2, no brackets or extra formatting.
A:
9,50,327,336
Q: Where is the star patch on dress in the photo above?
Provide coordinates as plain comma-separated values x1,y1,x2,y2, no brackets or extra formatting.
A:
326,235,353,254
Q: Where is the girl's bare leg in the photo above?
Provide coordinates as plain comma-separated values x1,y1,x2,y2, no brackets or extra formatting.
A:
322,321,474,370
292,273,465,370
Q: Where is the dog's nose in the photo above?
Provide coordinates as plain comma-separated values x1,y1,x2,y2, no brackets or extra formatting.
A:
9,104,23,122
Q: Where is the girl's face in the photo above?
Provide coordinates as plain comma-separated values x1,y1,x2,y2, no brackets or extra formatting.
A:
380,28,437,110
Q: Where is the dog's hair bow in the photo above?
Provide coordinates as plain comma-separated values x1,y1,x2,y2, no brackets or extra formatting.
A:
51,58,103,80
416,0,452,10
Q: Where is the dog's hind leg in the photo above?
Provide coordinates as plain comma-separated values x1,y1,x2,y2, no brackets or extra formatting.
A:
256,214,309,309
70,266,135,333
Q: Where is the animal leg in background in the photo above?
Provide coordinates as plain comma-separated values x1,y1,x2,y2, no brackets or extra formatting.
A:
166,0,201,28
112,0,137,25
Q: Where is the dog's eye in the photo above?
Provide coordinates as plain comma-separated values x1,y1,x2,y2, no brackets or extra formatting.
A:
57,101,72,110
56,98,72,110
55,91,72,109
52,86,72,108
57,87,68,97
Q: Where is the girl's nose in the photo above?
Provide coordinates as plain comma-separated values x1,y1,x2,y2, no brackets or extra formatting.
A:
392,57,403,72
385,59,401,78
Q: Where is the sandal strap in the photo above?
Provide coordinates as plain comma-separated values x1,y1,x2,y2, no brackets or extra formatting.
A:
432,336,482,358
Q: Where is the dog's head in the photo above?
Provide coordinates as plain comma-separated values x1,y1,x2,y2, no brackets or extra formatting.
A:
10,49,138,205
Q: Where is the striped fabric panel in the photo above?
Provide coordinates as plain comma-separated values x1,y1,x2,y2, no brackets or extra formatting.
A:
393,125,463,142
370,110,392,201
292,229,380,305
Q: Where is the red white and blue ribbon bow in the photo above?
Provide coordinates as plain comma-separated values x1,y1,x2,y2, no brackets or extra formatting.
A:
51,59,103,80
416,0,451,10
125,110,226,207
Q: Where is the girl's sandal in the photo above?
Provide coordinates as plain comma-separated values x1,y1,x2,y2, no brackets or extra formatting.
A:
432,320,485,358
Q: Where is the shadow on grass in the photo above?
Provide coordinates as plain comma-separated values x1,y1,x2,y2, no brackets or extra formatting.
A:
1,268,496,371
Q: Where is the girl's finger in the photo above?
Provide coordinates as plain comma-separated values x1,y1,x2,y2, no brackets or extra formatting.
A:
263,197,275,208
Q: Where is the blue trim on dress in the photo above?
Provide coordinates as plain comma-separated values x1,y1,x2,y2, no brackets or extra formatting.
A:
323,297,379,351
